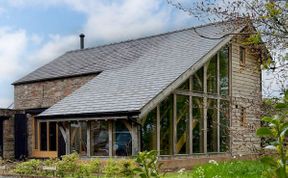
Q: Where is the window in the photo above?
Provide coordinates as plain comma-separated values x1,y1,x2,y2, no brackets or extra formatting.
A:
240,106,247,126
207,55,218,94
142,108,157,151
70,122,87,155
220,46,229,96
239,46,246,65
192,97,204,153
91,121,109,156
207,99,218,152
160,95,173,155
192,67,204,93
220,100,230,152
39,122,57,151
113,120,132,156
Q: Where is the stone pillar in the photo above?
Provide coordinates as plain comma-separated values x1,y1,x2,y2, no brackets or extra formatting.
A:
3,117,14,159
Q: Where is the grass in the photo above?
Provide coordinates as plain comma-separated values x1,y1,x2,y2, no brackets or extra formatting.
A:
165,160,269,178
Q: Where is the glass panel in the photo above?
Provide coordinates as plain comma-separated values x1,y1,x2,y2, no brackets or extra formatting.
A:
192,67,204,93
40,122,47,151
91,121,109,156
160,95,173,155
192,97,204,153
113,120,132,156
178,79,190,90
220,100,230,152
207,99,218,152
34,119,38,149
207,56,217,94
240,46,245,65
49,122,57,151
176,95,189,154
71,122,87,156
142,108,157,151
220,47,229,96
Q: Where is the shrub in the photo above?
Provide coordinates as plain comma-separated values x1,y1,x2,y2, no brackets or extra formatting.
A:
14,159,42,175
89,158,101,175
133,150,163,178
103,158,120,178
75,162,92,178
56,152,79,177
118,159,137,177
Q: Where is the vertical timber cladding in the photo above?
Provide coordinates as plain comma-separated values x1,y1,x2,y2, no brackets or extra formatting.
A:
14,114,28,159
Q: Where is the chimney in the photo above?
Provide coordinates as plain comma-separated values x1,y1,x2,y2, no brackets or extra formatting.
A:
79,33,85,49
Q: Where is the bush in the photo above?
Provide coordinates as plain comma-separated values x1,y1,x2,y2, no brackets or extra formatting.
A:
118,159,137,177
56,152,79,177
103,158,120,177
14,159,42,175
89,158,101,175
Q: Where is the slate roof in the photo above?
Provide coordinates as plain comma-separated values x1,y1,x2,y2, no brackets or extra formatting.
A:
38,21,243,117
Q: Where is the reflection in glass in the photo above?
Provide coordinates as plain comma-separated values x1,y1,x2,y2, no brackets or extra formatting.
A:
220,100,230,152
91,121,109,156
207,99,218,152
49,122,57,151
113,120,132,156
192,67,204,92
220,47,229,96
178,79,190,90
142,108,157,151
207,56,217,94
192,97,204,153
40,122,47,151
70,122,87,155
160,95,173,155
176,95,189,154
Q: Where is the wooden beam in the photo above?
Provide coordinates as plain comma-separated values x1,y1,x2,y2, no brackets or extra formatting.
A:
203,63,208,154
157,105,160,155
173,94,177,155
217,52,221,152
65,123,71,154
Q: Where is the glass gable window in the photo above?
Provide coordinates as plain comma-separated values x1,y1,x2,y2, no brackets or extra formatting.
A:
142,108,157,151
141,47,230,156
160,95,173,155
220,47,229,96
207,55,218,94
91,121,109,156
176,95,189,154
192,67,204,93
207,99,218,152
192,96,204,153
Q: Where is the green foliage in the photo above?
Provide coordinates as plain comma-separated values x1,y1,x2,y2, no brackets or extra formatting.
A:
14,159,42,175
133,150,163,178
89,158,101,175
165,160,268,178
56,152,80,177
257,91,288,178
118,159,137,177
75,162,92,178
103,158,120,178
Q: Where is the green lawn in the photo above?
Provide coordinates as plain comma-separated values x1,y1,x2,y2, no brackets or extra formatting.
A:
165,160,268,178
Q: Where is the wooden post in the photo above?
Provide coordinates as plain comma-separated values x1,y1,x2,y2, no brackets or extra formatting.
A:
217,52,221,152
173,94,177,155
189,76,193,154
131,122,139,156
66,122,71,154
203,63,208,154
86,121,91,157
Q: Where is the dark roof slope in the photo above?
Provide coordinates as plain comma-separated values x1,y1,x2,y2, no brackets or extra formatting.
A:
40,21,243,117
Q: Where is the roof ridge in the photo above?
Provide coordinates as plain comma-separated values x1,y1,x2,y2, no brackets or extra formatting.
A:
66,20,233,54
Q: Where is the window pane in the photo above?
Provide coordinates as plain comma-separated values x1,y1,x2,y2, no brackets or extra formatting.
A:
178,79,190,90
176,95,189,154
142,108,157,151
91,121,109,156
160,95,173,155
207,56,217,94
113,120,132,156
71,122,87,156
220,100,230,152
192,67,204,93
220,47,229,96
207,99,218,152
49,122,57,151
240,46,245,65
40,122,47,151
192,97,204,153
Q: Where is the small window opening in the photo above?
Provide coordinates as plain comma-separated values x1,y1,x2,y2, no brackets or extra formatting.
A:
240,106,247,126
239,46,246,66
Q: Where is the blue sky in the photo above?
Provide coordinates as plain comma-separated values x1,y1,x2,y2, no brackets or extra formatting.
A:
0,0,202,108
0,0,284,108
